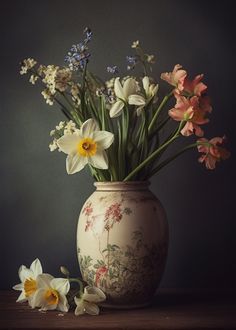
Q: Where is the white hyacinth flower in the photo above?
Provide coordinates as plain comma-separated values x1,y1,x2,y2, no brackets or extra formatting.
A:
13,258,43,306
31,274,70,312
109,77,145,118
57,118,114,174
74,286,106,316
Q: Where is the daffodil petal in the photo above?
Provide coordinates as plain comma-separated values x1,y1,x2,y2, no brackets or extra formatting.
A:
123,78,138,99
13,283,23,291
36,274,54,290
66,154,87,174
84,301,99,315
50,278,70,296
136,106,145,116
92,131,114,150
57,133,81,155
57,295,69,312
114,78,125,100
81,118,100,138
142,76,150,96
128,94,146,106
75,304,85,316
30,288,45,308
88,150,108,169
16,291,27,303
109,100,124,118
30,258,42,277
84,286,106,302
19,266,34,283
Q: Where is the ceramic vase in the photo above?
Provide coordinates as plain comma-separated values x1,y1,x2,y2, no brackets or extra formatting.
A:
77,181,168,309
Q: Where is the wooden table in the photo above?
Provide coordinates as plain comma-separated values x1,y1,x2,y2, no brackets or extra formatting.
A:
0,290,235,329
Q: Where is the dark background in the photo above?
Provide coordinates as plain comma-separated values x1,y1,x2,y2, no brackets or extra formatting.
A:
0,0,235,290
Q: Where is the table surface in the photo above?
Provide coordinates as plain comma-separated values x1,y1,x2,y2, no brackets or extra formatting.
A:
0,290,235,330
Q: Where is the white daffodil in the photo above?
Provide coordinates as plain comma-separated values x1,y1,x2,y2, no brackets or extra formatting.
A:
57,118,114,174
74,286,106,316
135,76,159,116
13,258,43,306
109,77,145,118
31,274,70,312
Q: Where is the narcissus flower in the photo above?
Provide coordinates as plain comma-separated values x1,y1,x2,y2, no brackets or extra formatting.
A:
74,286,106,316
169,93,210,137
57,118,114,174
31,274,70,312
161,64,187,92
197,136,230,169
13,258,42,306
109,77,145,117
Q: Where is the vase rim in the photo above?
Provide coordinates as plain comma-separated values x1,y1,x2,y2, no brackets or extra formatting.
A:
94,181,150,191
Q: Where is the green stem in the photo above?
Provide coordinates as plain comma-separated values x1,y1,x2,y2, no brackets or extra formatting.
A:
123,121,185,181
147,143,199,178
148,91,173,134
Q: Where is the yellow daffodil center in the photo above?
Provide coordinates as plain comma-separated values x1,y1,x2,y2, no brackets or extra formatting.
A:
24,278,37,297
77,138,97,157
44,289,59,305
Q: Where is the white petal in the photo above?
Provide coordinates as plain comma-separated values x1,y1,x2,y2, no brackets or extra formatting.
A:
57,295,69,312
57,133,81,155
123,78,138,99
109,100,124,118
36,274,54,289
13,283,23,291
81,118,100,138
128,94,146,106
75,304,85,316
84,301,99,315
92,131,114,150
114,78,125,100
84,286,106,303
88,150,108,169
66,154,87,174
30,288,45,308
19,265,33,283
30,259,42,277
16,291,27,303
50,278,70,295
142,76,150,96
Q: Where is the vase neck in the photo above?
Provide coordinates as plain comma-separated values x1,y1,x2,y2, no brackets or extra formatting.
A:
94,181,150,192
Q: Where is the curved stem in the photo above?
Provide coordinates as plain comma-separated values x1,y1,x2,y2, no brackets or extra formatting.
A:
148,91,173,134
123,121,184,181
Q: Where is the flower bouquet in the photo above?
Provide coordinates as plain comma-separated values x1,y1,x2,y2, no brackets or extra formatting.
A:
16,27,230,313
20,27,230,180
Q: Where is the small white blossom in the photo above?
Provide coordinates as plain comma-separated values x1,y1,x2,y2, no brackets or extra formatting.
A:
20,58,37,75
56,121,65,130
131,40,140,48
74,286,106,316
49,140,58,152
41,89,54,105
146,54,155,64
29,75,39,85
50,130,56,137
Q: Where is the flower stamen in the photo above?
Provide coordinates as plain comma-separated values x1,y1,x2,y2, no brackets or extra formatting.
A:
24,278,37,297
77,138,97,157
44,289,59,305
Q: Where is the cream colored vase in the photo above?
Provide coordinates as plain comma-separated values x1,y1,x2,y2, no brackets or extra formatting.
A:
77,181,168,309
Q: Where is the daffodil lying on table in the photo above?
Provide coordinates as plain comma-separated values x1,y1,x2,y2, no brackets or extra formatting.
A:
20,27,230,182
13,259,106,315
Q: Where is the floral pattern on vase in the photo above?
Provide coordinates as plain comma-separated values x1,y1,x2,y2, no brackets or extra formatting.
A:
77,182,168,308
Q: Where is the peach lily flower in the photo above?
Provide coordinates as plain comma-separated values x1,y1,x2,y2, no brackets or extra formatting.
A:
161,64,187,92
183,74,207,96
169,93,210,137
197,136,230,169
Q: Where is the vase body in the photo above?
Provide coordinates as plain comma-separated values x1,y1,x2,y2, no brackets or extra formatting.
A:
77,181,168,309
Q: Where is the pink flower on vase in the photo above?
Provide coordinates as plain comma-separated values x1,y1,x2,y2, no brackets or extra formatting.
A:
183,74,207,96
197,136,230,169
104,203,123,231
169,93,210,137
161,64,187,92
82,202,93,216
95,266,108,286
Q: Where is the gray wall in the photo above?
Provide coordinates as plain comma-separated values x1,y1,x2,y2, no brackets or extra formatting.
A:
1,0,235,289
